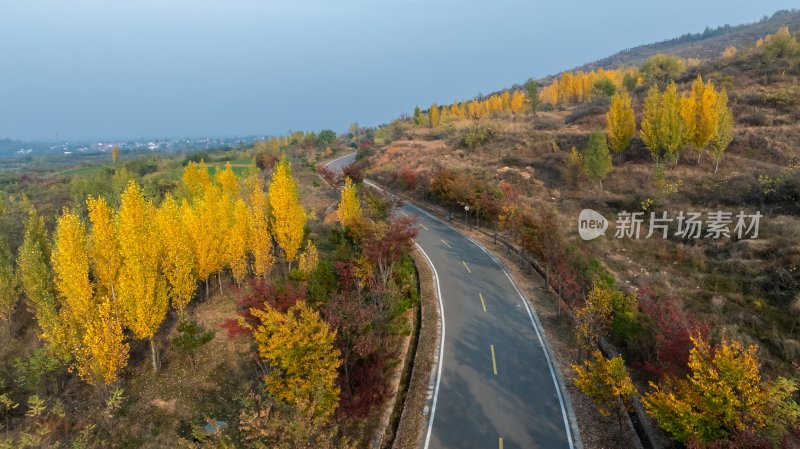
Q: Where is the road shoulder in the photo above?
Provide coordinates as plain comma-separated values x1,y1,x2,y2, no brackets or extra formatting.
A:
391,246,441,449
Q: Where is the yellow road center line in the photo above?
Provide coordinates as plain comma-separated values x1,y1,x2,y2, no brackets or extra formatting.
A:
440,239,451,248
490,344,498,375
479,293,487,312
499,437,503,449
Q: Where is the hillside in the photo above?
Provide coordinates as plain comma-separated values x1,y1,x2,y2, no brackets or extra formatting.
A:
543,9,800,80
363,19,800,449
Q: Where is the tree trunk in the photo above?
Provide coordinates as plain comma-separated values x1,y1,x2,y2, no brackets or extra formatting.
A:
150,338,159,373
714,158,720,173
204,278,209,300
217,273,223,295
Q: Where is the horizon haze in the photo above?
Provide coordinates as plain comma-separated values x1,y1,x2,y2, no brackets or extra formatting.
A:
1,0,797,141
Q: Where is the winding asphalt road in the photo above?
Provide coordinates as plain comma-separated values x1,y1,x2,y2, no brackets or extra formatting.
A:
326,153,579,449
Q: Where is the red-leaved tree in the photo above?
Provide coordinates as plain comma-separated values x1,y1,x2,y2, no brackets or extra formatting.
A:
638,287,710,378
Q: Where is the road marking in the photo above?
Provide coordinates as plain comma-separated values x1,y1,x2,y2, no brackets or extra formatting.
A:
419,223,429,231
479,292,487,312
440,239,451,248
490,345,498,375
400,211,409,217
397,199,576,449
499,437,503,449
415,242,446,449
464,235,576,449
462,261,471,273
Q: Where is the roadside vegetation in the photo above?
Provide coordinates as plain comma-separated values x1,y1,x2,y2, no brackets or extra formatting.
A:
0,130,419,447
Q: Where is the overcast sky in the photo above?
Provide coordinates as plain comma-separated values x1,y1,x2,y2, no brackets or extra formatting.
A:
0,0,796,141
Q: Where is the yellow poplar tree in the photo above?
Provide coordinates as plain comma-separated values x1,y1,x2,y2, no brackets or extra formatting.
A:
184,184,227,295
337,176,361,227
215,161,239,198
182,161,211,197
87,196,120,301
501,91,512,113
76,296,129,385
429,103,440,127
575,280,613,355
227,199,250,285
157,196,197,317
606,91,636,158
641,85,662,162
710,88,734,173
657,82,686,164
250,301,341,421
450,101,463,119
269,157,306,268
248,178,275,279
182,199,213,297
298,240,319,275
54,210,129,385
117,181,168,372
111,146,120,164
510,91,526,114
682,75,719,164
52,210,94,356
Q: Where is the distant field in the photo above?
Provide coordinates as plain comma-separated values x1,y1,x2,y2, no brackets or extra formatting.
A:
57,157,255,180
58,165,111,177
165,159,255,180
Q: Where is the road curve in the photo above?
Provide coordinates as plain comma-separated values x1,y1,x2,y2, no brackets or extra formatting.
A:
326,153,580,449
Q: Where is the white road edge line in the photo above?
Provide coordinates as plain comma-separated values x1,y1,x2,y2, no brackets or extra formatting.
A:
415,241,446,449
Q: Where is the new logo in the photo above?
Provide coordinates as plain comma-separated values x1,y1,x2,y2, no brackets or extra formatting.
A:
578,209,608,241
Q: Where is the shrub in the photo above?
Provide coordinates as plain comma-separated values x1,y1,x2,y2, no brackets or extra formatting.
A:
460,125,494,149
